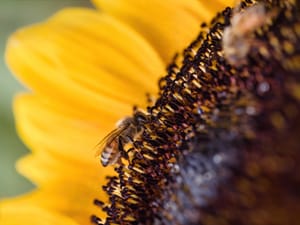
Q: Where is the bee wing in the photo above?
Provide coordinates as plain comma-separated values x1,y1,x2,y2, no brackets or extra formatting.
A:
94,127,126,157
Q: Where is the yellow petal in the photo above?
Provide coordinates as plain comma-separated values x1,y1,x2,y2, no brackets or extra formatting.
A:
0,203,79,225
196,0,235,15
14,153,110,225
14,94,115,163
6,8,165,116
92,0,235,63
16,152,110,190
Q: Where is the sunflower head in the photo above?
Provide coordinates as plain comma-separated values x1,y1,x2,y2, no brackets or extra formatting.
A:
92,0,300,225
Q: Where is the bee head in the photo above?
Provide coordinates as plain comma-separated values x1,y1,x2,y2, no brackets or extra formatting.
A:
133,110,148,124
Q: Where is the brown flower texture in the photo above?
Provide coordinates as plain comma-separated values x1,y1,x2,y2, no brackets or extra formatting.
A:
92,0,300,225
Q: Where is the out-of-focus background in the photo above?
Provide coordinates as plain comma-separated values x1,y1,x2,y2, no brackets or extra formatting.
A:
0,0,92,198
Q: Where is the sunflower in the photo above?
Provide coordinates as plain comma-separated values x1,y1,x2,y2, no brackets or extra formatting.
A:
2,0,300,225
1,0,234,224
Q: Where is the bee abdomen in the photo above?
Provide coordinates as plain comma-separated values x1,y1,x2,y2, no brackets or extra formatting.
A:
101,147,119,167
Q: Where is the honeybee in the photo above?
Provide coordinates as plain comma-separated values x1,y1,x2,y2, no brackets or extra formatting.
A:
96,111,147,167
222,3,273,66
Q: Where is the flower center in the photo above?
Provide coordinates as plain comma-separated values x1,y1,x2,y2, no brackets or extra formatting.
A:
92,0,300,224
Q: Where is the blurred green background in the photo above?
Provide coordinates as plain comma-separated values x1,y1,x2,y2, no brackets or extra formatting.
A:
0,0,92,199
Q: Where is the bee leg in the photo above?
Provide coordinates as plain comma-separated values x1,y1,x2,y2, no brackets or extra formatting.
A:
112,137,126,165
118,136,125,152
123,147,135,160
